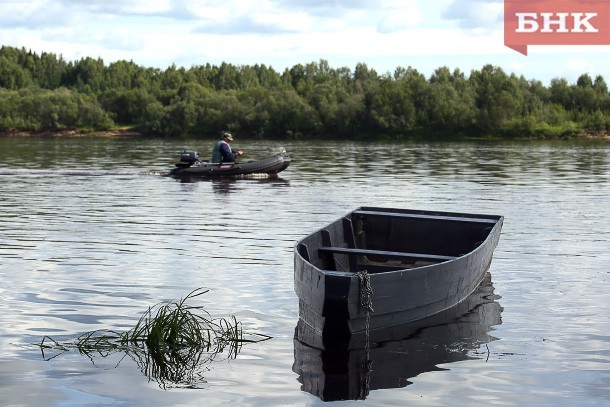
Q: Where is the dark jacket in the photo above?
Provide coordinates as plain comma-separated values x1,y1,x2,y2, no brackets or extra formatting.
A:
211,140,236,162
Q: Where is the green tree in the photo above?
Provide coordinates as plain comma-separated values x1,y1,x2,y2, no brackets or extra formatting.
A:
0,56,32,89
469,65,522,132
63,57,105,93
424,68,477,133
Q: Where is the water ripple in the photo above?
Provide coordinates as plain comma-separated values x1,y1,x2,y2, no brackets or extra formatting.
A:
0,138,609,405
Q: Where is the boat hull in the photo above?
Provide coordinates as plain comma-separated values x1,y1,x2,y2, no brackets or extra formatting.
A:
294,207,503,347
169,151,290,178
293,273,503,400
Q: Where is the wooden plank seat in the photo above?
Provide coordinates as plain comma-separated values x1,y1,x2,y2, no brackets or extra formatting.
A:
352,210,498,224
318,246,456,263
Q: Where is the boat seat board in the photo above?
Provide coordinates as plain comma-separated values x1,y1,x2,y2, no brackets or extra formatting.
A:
318,247,456,262
352,210,498,224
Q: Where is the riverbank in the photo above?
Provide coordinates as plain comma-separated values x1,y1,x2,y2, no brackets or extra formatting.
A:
579,130,610,141
1,128,610,141
0,128,142,138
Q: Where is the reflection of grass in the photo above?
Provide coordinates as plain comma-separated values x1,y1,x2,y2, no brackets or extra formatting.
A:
38,288,271,388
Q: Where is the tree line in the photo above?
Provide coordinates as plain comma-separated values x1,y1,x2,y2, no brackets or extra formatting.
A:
1,45,609,140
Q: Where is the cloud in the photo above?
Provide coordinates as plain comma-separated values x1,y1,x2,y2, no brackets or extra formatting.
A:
51,0,384,22
193,9,314,35
275,0,384,17
442,0,503,31
0,0,75,28
377,0,422,33
52,0,215,20
560,59,594,82
56,0,173,16
192,0,423,36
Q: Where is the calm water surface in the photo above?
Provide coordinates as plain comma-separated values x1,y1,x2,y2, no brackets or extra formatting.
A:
0,136,609,406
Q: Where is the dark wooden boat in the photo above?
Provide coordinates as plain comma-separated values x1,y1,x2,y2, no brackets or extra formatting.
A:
169,149,290,178
294,207,503,346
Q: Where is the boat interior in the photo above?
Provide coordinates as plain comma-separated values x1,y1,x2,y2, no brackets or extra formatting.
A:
297,207,499,274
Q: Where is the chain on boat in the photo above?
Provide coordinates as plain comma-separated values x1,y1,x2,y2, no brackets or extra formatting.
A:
357,269,374,399
357,269,374,341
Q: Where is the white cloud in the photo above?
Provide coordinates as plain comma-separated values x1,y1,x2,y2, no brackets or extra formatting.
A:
377,0,422,33
442,0,503,30
57,0,173,16
275,0,384,18
0,0,74,28
194,8,314,35
560,59,594,82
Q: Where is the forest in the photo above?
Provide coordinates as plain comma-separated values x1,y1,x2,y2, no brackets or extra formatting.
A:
1,45,609,140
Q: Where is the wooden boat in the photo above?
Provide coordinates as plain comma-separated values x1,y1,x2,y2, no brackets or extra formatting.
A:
294,207,503,347
293,273,503,401
169,149,290,178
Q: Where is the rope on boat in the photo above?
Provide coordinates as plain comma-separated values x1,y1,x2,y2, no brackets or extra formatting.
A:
357,269,374,399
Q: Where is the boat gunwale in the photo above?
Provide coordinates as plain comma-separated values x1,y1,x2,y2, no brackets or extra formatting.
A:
353,209,500,225
294,207,503,277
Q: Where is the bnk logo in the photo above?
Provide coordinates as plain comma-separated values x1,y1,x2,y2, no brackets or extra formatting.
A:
504,0,610,55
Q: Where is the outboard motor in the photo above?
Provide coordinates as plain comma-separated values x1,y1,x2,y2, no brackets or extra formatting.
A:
176,150,199,167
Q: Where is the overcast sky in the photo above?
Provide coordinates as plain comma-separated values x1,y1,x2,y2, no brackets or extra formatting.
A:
2,0,610,85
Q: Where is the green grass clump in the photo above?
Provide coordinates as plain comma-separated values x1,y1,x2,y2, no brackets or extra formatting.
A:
38,288,271,388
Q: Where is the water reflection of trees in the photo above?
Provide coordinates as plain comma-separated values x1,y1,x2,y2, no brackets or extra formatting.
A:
301,141,610,185
293,273,503,401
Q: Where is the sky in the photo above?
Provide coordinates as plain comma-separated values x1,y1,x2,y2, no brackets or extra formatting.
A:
2,0,610,85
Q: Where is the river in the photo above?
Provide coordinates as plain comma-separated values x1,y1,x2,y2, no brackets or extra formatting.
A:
0,136,608,406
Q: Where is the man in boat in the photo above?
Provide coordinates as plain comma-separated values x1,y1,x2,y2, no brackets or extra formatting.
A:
211,132,244,163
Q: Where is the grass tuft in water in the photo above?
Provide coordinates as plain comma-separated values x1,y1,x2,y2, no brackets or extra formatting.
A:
38,288,271,388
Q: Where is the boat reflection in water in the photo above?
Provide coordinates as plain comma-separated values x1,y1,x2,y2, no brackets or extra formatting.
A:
292,272,503,401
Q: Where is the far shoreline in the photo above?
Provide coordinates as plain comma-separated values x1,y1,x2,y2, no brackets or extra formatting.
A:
1,128,609,142
0,128,143,138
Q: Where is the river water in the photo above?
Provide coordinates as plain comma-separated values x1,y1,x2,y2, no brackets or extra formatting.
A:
0,136,608,406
